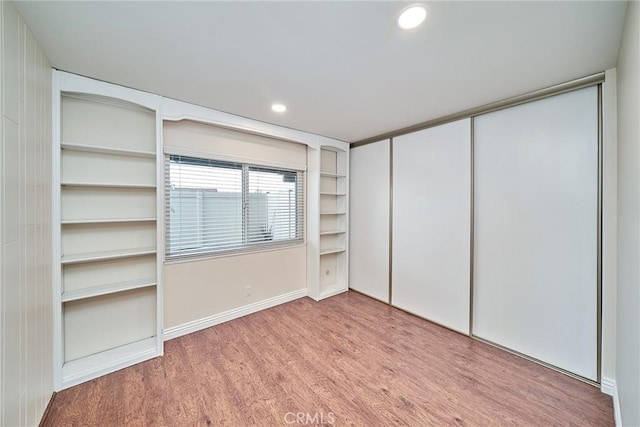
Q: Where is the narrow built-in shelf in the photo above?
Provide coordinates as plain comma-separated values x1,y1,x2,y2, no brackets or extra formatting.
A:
320,192,346,196
320,172,346,178
62,278,157,303
320,230,346,236
320,212,346,215
62,337,157,389
61,247,157,265
61,182,156,189
61,141,156,159
62,217,156,225
320,247,346,256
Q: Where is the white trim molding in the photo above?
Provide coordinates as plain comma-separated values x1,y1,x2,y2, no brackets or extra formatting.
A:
61,338,159,390
162,97,327,149
163,288,308,341
601,377,622,427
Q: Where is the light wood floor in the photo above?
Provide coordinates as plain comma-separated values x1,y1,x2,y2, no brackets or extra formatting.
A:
42,291,613,426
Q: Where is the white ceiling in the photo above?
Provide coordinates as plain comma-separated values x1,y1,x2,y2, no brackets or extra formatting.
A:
15,1,627,142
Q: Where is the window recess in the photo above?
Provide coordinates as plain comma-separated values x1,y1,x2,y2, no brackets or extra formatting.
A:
165,155,304,259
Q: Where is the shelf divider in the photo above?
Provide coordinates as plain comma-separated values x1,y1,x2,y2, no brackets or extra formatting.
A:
62,218,156,225
320,172,346,178
61,247,157,265
62,278,157,303
61,182,156,189
61,141,156,158
319,247,346,256
319,230,346,236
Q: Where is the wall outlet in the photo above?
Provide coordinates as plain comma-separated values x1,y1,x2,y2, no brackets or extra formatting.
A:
245,286,252,296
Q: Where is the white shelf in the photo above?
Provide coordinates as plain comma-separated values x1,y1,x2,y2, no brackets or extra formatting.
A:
320,247,346,256
320,230,346,236
61,141,156,159
320,172,346,178
320,212,346,215
320,282,348,299
62,217,156,225
62,337,157,389
61,247,157,265
62,278,157,303
61,182,156,189
320,192,346,196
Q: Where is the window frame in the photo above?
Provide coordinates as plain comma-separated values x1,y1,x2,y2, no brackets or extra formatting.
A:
165,154,305,261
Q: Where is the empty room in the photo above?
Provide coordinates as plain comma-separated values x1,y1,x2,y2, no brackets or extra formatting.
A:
1,0,639,426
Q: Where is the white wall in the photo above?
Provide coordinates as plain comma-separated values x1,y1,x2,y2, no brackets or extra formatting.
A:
162,120,308,333
1,1,54,425
616,1,640,425
164,246,306,330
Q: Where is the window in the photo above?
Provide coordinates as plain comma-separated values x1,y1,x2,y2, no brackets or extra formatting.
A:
166,155,304,259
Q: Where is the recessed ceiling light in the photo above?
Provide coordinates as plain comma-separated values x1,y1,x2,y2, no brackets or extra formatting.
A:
397,4,428,30
271,103,287,113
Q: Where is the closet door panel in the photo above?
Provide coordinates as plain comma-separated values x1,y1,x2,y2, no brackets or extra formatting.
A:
349,140,390,302
393,119,471,334
473,86,598,380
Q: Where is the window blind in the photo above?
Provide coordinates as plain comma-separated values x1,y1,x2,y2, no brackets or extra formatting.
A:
163,120,307,171
165,155,304,259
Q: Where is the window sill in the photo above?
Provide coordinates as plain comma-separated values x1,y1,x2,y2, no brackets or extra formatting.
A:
163,241,306,265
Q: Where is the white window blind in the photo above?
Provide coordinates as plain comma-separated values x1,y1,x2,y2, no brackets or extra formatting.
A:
165,155,304,259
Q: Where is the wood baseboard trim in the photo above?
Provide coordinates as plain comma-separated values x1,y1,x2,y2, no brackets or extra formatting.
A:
601,377,621,427
163,288,308,341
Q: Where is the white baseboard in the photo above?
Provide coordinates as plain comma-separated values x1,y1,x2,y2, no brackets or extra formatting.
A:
602,377,615,395
61,337,158,390
163,288,308,341
601,377,621,427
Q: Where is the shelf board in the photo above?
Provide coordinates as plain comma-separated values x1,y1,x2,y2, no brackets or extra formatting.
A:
319,282,348,300
320,192,346,196
61,141,156,159
62,337,157,389
320,212,346,215
62,217,156,225
62,278,157,303
61,182,156,189
320,172,346,178
320,247,346,256
320,230,346,236
61,247,157,265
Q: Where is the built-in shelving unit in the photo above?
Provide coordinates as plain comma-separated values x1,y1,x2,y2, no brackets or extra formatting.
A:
53,71,163,390
318,146,349,299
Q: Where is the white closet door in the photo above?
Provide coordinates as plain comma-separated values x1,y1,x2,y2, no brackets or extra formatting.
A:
349,140,390,302
473,86,598,380
393,119,471,334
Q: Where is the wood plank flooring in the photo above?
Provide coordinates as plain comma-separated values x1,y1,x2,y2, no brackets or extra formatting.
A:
42,291,613,426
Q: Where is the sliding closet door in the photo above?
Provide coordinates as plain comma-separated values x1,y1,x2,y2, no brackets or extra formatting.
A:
393,119,471,334
349,140,390,302
473,86,598,380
